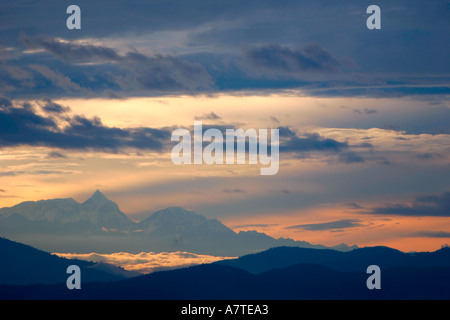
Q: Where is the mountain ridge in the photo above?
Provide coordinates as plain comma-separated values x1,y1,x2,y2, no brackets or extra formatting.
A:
216,245,450,274
0,237,133,285
2,257,449,300
0,190,133,230
0,190,357,255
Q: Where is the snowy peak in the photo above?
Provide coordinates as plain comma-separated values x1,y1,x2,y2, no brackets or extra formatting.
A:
0,190,134,231
0,198,80,223
150,207,206,223
80,190,133,230
138,206,234,235
83,189,110,206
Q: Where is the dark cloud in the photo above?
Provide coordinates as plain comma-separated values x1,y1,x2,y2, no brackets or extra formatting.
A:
371,191,450,217
0,194,20,199
347,203,364,209
0,1,447,98
6,34,214,98
0,169,74,177
233,223,279,228
47,151,67,159
0,97,369,165
20,33,122,64
243,43,341,76
337,151,365,164
122,54,213,92
285,219,363,231
1,0,260,44
193,123,365,163
0,97,13,108
409,231,450,238
353,108,377,115
269,116,280,124
280,131,348,153
195,112,221,121
416,153,441,160
223,188,245,194
0,98,171,151
39,98,71,114
191,123,355,159
28,64,82,92
0,99,264,154
277,126,297,138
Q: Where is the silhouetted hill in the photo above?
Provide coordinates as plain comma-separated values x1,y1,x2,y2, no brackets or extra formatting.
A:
1,260,449,300
1,242,450,299
216,246,344,273
0,237,132,285
216,246,450,273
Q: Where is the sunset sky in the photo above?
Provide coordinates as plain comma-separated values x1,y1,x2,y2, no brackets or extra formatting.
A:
0,0,449,252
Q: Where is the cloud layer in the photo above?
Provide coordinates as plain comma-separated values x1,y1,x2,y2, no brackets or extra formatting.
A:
1,97,368,163
285,219,364,231
371,191,450,217
1,33,213,99
54,251,235,274
243,43,341,76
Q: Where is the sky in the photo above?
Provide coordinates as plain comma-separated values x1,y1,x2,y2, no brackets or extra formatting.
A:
0,0,449,252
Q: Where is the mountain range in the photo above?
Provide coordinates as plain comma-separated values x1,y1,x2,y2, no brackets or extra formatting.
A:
0,190,357,255
1,239,449,300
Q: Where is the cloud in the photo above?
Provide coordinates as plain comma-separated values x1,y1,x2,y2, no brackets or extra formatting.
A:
195,112,222,121
223,188,245,193
243,43,341,76
0,1,447,99
285,219,364,231
47,151,67,159
409,231,450,238
54,251,235,274
14,34,214,97
0,98,171,151
233,223,279,229
352,108,378,115
277,127,375,164
416,153,441,160
0,194,20,199
337,151,365,164
370,191,450,217
0,98,359,161
279,131,348,153
20,33,123,64
347,203,364,209
0,169,75,177
29,64,83,92
0,97,13,108
38,99,71,114
269,116,280,124
177,123,365,164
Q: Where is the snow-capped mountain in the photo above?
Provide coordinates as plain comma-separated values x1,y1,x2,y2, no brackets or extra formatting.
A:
0,190,357,255
0,190,134,231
